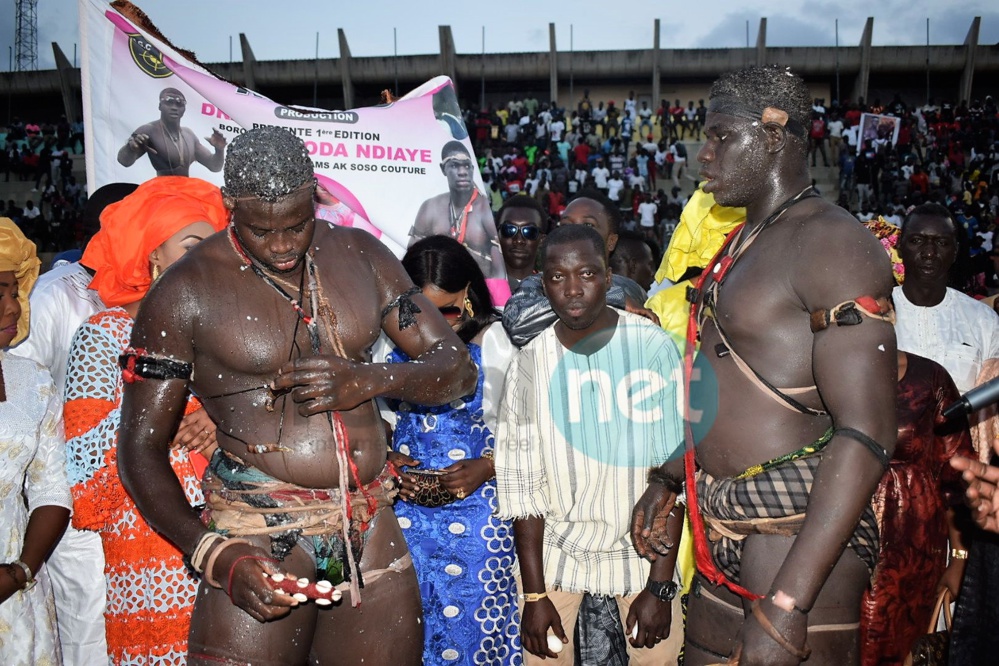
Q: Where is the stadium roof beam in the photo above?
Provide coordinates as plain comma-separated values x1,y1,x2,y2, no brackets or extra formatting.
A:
339,29,355,109
52,42,79,122
239,33,257,91
961,17,981,103
757,18,767,67
548,23,558,105
439,26,457,95
652,19,661,105
853,17,874,103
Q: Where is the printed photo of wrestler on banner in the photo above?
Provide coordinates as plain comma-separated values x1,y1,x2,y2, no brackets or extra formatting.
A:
117,87,228,177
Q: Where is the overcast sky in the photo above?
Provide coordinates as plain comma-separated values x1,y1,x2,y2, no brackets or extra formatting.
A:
2,0,997,70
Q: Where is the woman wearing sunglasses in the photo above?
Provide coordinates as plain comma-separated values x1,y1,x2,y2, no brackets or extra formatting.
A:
380,235,520,665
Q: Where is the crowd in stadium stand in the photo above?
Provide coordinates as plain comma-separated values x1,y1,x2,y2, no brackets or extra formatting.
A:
2,91,998,295
1,116,87,253
465,91,999,300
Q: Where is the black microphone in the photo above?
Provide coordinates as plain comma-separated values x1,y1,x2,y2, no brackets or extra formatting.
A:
943,375,999,420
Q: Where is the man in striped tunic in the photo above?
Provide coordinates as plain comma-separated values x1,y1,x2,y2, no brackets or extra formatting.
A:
496,223,686,664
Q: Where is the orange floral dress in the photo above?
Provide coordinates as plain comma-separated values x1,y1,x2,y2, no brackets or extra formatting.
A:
64,308,204,665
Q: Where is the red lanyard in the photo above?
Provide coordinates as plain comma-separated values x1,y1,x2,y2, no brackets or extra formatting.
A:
451,189,479,244
682,222,763,601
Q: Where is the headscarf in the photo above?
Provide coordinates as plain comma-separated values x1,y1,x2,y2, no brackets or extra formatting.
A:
0,217,41,346
654,187,745,285
82,177,229,307
646,188,745,338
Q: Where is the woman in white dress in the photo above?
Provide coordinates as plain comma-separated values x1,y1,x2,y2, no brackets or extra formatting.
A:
0,218,72,666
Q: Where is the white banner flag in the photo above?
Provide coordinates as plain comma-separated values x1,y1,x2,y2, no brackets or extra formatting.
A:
80,0,509,303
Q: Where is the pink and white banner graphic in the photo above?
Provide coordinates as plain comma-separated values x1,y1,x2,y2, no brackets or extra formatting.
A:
79,0,509,303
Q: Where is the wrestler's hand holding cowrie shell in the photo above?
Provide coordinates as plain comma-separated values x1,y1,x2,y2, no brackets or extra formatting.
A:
264,572,344,606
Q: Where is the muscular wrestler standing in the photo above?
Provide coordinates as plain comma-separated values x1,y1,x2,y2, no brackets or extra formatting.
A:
117,126,477,664
632,66,897,666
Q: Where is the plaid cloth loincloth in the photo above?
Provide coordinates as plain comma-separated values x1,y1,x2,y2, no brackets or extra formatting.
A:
696,447,879,584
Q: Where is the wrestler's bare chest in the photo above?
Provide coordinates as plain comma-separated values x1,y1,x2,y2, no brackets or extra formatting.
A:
695,231,831,476
187,255,387,487
195,256,381,379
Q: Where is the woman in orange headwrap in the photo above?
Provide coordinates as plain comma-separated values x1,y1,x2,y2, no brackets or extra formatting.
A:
1,218,72,665
63,177,229,665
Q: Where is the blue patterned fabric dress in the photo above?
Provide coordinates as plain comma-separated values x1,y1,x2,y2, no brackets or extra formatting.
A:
387,343,522,666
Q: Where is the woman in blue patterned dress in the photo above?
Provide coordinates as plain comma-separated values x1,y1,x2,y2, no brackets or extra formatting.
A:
381,235,520,665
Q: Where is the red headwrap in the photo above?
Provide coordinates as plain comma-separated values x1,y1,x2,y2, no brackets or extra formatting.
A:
82,177,229,307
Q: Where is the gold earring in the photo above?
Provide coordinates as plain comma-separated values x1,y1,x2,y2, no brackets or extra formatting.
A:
463,296,475,318
151,264,161,282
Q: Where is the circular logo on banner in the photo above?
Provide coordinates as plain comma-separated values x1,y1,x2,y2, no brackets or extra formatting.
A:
547,318,717,468
128,33,173,79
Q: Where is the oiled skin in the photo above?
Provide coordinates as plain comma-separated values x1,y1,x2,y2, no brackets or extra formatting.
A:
118,189,476,664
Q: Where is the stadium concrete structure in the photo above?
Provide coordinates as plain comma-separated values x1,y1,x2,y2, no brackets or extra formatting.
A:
1,17,997,123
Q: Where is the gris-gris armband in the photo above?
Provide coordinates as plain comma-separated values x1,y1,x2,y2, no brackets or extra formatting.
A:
835,427,890,469
648,467,684,495
119,349,193,383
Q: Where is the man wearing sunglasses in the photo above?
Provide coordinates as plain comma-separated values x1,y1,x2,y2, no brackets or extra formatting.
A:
502,190,656,348
118,87,227,177
497,196,549,293
411,141,510,304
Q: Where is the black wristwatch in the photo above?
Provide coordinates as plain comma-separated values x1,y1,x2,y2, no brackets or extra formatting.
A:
646,579,678,602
